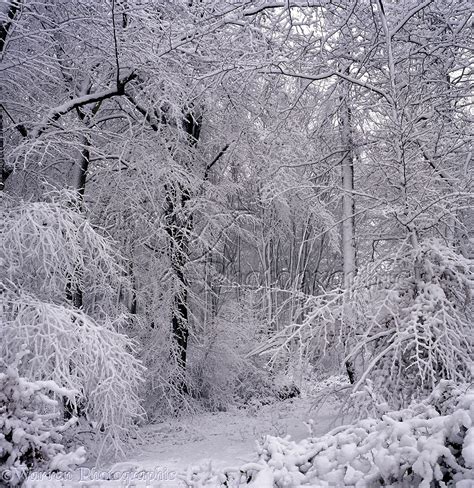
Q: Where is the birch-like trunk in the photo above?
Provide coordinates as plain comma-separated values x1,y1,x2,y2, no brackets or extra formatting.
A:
339,78,357,384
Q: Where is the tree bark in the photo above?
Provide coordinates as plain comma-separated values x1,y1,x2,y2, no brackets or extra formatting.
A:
164,183,192,375
164,107,202,392
339,77,357,384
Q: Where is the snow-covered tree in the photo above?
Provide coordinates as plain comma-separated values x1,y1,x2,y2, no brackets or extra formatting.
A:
1,0,472,452
347,238,473,410
0,190,144,451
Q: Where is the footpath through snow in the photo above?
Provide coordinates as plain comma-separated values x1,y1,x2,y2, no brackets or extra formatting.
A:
22,379,474,487
23,394,342,487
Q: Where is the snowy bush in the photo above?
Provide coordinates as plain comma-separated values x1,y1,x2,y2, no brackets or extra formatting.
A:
183,381,474,487
139,319,197,419
0,190,128,317
258,238,473,414
1,284,145,451
0,358,86,486
264,238,473,412
0,192,145,453
347,238,473,410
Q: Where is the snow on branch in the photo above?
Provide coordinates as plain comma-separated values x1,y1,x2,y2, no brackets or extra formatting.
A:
269,67,392,103
0,190,145,452
0,284,145,452
0,189,126,315
29,72,136,139
242,1,327,17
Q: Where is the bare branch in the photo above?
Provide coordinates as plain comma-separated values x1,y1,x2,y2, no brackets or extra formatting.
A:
0,0,22,57
390,0,432,38
204,143,230,181
268,67,392,102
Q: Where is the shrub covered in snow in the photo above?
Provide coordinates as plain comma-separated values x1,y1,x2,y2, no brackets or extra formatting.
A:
182,381,474,487
0,358,86,486
257,238,473,415
188,316,287,412
1,283,145,453
0,192,145,453
347,238,473,410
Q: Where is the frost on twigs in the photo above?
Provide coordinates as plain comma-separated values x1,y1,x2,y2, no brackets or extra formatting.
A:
0,354,85,487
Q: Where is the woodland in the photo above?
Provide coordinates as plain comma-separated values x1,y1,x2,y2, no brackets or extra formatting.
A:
0,0,473,486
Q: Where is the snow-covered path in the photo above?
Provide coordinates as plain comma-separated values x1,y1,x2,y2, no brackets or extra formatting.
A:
132,397,340,472
25,396,344,487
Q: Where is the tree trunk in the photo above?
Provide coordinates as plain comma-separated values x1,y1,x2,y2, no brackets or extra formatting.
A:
164,183,192,375
339,78,357,384
164,107,202,392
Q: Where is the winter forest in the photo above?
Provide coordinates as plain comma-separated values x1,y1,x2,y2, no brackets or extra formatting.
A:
1,0,473,486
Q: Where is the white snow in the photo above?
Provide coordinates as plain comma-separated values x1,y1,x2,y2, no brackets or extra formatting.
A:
49,448,87,472
23,396,341,487
463,427,474,468
22,383,474,487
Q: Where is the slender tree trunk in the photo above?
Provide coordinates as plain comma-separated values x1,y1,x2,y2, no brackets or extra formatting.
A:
75,135,91,204
65,100,97,310
164,183,192,376
164,107,202,392
341,148,356,290
0,0,22,55
340,78,357,384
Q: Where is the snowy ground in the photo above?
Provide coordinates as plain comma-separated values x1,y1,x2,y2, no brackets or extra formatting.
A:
130,396,344,482
24,391,347,487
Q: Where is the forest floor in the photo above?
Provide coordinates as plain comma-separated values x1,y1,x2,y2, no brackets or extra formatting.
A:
25,377,350,487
